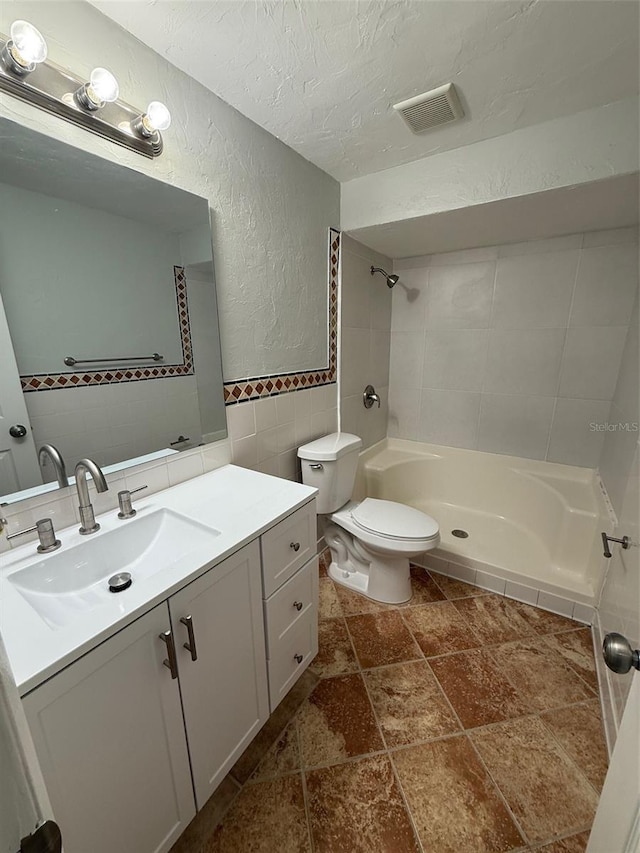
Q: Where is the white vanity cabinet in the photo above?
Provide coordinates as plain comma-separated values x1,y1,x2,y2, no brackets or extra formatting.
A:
22,603,195,853
168,540,268,809
23,541,268,853
19,495,319,853
260,501,319,711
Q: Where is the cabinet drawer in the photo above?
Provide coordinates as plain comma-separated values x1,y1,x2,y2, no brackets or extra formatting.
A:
264,557,318,657
267,610,318,711
261,500,316,597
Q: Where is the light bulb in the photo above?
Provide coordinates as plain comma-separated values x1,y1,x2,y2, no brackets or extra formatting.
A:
88,67,119,104
75,67,119,111
2,20,47,75
144,101,171,132
10,20,47,65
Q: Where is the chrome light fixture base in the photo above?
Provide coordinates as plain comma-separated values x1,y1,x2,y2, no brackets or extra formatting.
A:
0,33,164,158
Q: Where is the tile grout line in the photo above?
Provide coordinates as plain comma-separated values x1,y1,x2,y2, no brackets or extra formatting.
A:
357,656,427,853
534,710,605,802
295,716,316,853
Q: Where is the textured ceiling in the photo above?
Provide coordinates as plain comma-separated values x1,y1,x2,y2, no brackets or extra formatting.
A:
88,0,639,182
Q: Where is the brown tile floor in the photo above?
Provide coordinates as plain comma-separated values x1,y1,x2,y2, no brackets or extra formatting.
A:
190,553,608,852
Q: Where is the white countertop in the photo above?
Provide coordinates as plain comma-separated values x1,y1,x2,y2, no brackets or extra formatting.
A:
0,465,316,696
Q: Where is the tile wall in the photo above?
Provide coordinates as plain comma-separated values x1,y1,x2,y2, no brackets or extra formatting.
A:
388,228,638,466
339,236,392,450
226,385,338,480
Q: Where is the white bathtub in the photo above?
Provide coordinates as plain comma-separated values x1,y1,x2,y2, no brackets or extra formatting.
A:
354,439,611,611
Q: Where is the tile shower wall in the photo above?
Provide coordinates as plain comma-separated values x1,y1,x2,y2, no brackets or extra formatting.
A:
340,236,392,449
388,228,638,466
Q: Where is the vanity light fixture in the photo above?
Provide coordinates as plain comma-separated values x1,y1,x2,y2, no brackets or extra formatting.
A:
0,20,169,157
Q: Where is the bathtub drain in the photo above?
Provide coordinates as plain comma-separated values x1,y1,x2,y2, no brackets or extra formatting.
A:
451,529,469,539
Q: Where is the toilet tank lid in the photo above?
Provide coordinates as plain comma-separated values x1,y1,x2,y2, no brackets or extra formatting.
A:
298,432,362,461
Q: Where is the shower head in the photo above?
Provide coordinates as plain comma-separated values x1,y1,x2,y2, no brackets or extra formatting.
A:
370,266,399,288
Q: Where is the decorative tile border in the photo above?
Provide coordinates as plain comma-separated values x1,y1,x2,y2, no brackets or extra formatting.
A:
20,267,193,392
223,227,339,405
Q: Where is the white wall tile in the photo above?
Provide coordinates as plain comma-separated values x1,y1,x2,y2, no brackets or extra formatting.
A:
231,435,258,469
254,396,277,431
390,268,428,331
559,326,627,401
225,401,255,440
293,389,312,421
275,392,296,424
442,561,477,584
547,398,610,467
478,394,554,460
387,387,420,440
389,332,424,390
167,451,204,486
341,394,360,437
370,330,391,387
504,581,539,605
425,262,495,329
492,251,578,328
341,327,371,398
536,591,575,618
572,603,595,625
418,390,480,449
475,571,506,594
427,246,498,266
570,245,638,326
422,329,488,392
484,329,565,397
256,426,280,462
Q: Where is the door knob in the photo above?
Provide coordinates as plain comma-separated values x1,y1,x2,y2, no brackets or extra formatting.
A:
602,632,640,674
9,424,28,438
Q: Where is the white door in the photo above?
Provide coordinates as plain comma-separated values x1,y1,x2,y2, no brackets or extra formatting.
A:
23,604,196,853
587,675,640,853
0,292,41,493
170,540,269,809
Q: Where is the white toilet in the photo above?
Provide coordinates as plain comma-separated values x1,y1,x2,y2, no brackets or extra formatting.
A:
298,433,440,604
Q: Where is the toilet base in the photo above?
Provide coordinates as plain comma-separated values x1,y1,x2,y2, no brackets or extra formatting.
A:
324,522,412,605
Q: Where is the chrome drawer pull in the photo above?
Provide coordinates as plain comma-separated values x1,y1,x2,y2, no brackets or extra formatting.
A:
159,630,178,679
290,541,301,552
293,600,303,611
294,653,303,664
180,615,198,662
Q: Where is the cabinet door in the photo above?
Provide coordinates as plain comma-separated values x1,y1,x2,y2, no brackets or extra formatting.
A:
170,540,269,809
23,604,195,853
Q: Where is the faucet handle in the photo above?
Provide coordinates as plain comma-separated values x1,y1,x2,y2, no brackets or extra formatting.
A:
117,485,148,519
6,518,61,553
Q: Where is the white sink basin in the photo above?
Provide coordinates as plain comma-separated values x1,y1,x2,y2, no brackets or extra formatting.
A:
8,509,220,629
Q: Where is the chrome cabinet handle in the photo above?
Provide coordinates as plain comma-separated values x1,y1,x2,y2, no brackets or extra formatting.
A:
159,630,178,679
180,615,198,662
294,653,303,664
290,541,301,552
293,600,303,611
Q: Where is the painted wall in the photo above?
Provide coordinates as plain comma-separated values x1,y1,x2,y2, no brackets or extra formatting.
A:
339,236,391,450
0,1,339,382
388,228,638,466
341,98,639,235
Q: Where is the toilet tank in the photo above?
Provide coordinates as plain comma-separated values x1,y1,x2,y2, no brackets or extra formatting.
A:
298,433,363,514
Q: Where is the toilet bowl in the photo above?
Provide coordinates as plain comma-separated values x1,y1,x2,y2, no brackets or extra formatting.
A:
298,433,440,604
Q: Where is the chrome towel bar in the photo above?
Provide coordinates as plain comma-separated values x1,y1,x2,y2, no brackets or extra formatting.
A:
64,352,164,366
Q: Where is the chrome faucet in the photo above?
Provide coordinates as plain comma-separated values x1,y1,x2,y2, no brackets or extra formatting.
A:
75,458,108,535
39,444,69,488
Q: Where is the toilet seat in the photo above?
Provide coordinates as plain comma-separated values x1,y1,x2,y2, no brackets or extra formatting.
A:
331,499,439,554
351,498,439,542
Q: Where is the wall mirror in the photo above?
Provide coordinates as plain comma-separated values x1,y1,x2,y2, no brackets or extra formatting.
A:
0,118,226,505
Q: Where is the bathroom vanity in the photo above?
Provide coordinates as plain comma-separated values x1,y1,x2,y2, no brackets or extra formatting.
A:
1,465,318,853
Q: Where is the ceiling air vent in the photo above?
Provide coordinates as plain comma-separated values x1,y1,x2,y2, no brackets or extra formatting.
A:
393,83,464,134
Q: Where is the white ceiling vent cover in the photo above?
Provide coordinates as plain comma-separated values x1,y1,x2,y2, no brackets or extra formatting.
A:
393,83,464,134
